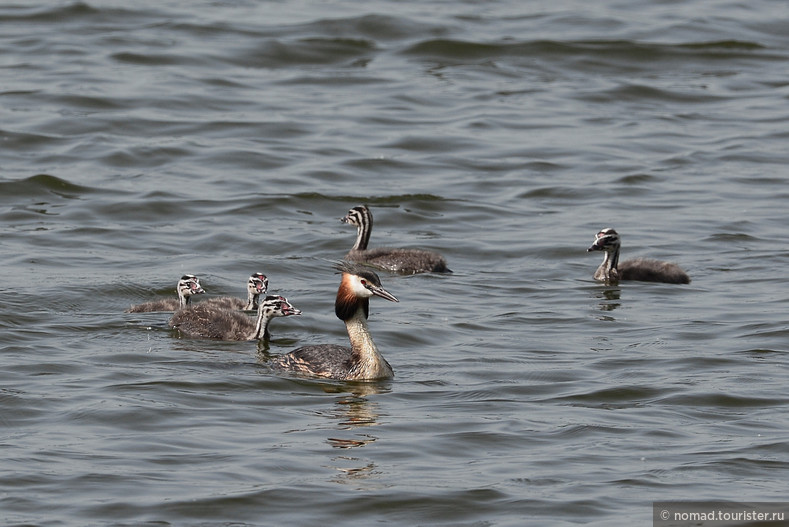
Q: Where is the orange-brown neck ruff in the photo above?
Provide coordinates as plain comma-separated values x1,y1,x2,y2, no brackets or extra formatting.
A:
335,273,368,320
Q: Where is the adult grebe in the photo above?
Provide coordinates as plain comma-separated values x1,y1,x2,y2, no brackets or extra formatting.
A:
200,272,268,311
588,228,690,284
342,205,451,274
125,274,205,313
271,262,398,380
169,295,301,341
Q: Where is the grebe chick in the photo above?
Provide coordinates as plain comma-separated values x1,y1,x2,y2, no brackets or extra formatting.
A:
200,272,268,311
271,262,398,381
125,274,205,313
587,228,690,284
169,295,301,341
342,205,451,274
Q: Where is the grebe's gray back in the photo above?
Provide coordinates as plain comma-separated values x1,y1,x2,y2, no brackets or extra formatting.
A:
169,295,301,341
125,274,205,313
342,205,451,274
200,272,268,310
271,262,398,380
587,228,690,284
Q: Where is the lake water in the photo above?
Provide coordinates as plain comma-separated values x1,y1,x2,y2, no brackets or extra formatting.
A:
2,1,789,525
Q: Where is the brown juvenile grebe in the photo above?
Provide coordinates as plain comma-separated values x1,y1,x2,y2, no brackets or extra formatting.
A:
169,295,301,341
125,274,205,313
588,228,690,284
342,205,451,274
271,262,398,380
200,272,268,311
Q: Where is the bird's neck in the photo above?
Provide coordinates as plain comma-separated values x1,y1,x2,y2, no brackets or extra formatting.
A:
252,307,274,340
178,292,190,308
344,307,392,379
245,290,259,311
596,246,620,282
351,218,371,251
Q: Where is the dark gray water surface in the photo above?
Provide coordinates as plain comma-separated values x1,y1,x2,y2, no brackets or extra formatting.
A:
2,1,789,525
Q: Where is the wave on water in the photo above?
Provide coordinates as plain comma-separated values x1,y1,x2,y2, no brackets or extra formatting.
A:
0,174,96,199
0,1,152,24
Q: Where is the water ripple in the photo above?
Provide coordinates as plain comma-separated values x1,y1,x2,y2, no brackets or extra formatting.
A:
2,0,789,525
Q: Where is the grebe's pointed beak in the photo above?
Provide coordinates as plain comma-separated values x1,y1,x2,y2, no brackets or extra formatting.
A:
587,236,607,252
282,298,302,316
370,284,398,303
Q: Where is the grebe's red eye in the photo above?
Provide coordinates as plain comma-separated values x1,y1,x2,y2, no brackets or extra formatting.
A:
360,279,367,286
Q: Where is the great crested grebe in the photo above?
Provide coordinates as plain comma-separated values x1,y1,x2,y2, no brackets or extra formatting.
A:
341,205,451,274
588,228,690,284
200,272,268,311
125,274,205,313
271,262,398,380
169,295,301,341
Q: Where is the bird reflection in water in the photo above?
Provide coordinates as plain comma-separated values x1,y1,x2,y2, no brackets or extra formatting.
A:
595,287,621,315
322,383,390,486
327,392,379,448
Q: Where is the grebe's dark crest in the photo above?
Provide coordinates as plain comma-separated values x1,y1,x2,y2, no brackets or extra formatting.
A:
587,228,690,284
342,205,452,274
200,272,268,311
125,274,205,313
169,294,301,341
271,262,398,381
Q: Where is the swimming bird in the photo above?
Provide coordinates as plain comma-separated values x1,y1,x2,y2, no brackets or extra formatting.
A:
169,295,301,341
587,228,690,284
125,274,205,313
271,262,398,380
341,205,451,274
199,272,268,311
